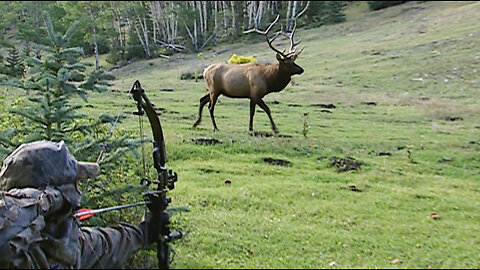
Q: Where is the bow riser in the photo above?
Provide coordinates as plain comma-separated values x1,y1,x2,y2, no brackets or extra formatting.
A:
130,80,180,269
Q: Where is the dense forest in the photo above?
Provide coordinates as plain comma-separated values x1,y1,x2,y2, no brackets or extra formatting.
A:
0,1,403,67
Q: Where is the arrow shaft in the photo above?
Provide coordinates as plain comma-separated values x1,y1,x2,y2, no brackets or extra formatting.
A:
74,202,149,218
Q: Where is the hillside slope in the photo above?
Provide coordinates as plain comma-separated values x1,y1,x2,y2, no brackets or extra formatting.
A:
2,1,479,269
103,2,480,268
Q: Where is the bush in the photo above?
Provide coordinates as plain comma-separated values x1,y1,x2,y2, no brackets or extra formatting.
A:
125,29,146,61
106,46,120,65
227,54,257,64
368,1,408,11
304,1,346,26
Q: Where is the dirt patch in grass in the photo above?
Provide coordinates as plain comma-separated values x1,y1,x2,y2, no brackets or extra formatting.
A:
442,116,463,121
328,156,363,172
198,168,220,174
347,185,362,192
191,138,223,145
250,131,292,138
308,103,337,109
319,109,333,114
263,157,292,167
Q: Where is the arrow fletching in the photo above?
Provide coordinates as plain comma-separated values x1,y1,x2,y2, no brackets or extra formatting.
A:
73,202,149,221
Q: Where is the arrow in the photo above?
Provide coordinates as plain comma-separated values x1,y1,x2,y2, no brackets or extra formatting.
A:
74,202,149,220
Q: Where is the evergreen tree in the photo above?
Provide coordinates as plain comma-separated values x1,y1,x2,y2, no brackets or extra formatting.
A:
22,42,33,58
0,12,139,166
368,1,408,11
4,47,24,78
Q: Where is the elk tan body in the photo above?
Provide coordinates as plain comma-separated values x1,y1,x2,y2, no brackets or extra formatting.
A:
193,15,304,133
204,61,293,99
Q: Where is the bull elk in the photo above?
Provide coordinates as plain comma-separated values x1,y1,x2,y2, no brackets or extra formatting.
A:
193,15,304,134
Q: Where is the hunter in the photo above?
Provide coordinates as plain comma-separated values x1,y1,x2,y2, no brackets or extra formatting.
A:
0,140,160,269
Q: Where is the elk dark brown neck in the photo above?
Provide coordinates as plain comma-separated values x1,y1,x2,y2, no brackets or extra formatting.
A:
265,63,291,93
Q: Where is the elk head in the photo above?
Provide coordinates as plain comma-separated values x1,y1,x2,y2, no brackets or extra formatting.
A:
245,14,304,76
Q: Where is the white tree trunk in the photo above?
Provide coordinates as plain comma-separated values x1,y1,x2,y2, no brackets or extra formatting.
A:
286,1,292,30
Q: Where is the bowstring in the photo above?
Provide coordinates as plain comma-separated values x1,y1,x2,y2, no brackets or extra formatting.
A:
138,111,148,179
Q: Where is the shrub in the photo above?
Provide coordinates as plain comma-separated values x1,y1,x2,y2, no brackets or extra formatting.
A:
368,1,408,11
227,54,257,64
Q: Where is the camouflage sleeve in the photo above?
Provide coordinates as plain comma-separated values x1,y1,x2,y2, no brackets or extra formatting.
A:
78,223,145,269
0,187,65,269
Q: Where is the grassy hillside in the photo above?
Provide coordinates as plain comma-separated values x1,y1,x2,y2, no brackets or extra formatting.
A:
89,1,480,269
3,1,480,268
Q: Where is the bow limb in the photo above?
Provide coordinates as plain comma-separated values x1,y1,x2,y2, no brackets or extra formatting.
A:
130,80,173,269
130,80,167,172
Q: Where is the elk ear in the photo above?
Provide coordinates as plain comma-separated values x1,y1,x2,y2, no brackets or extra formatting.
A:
276,53,284,61
291,54,298,61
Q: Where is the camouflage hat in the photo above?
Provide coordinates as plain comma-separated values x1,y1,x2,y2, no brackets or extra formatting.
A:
0,141,99,209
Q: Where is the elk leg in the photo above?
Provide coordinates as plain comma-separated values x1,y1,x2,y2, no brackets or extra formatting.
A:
257,99,279,134
209,93,220,132
249,100,256,132
193,94,210,128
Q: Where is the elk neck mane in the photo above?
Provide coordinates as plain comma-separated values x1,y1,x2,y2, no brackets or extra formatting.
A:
263,62,292,93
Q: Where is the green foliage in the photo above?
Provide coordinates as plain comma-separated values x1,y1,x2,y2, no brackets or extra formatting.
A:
126,28,146,60
3,47,24,78
227,54,257,64
2,1,350,62
0,12,135,168
17,2,55,45
368,1,409,11
0,2,22,39
106,46,121,65
21,42,34,58
305,1,347,27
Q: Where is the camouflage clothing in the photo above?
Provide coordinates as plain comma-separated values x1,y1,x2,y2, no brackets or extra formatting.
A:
0,141,148,269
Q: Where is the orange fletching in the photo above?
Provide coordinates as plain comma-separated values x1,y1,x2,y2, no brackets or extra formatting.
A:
74,208,95,220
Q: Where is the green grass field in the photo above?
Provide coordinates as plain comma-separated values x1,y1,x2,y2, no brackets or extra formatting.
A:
3,1,480,268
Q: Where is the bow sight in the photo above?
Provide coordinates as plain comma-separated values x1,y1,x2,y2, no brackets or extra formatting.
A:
130,80,181,269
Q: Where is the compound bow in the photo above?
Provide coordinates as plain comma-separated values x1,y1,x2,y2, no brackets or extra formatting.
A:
130,80,181,269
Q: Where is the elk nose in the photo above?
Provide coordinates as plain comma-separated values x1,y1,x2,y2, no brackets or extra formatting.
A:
298,67,304,75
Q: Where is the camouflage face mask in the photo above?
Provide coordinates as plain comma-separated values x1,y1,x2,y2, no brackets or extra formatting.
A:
0,140,99,209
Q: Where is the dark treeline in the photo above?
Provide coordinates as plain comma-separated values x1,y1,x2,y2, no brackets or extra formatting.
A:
0,1,349,67
0,1,409,68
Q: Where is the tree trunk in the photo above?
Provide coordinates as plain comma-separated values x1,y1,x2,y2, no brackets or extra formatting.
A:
248,1,254,28
92,26,99,70
194,18,198,51
184,23,197,52
292,1,299,28
222,1,228,35
197,1,204,36
88,5,99,70
230,1,237,37
133,4,151,58
256,1,265,28
202,0,208,35
213,1,218,46
286,1,292,31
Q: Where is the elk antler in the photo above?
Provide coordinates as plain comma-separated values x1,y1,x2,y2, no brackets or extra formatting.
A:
244,14,303,59
244,14,287,57
285,20,304,58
